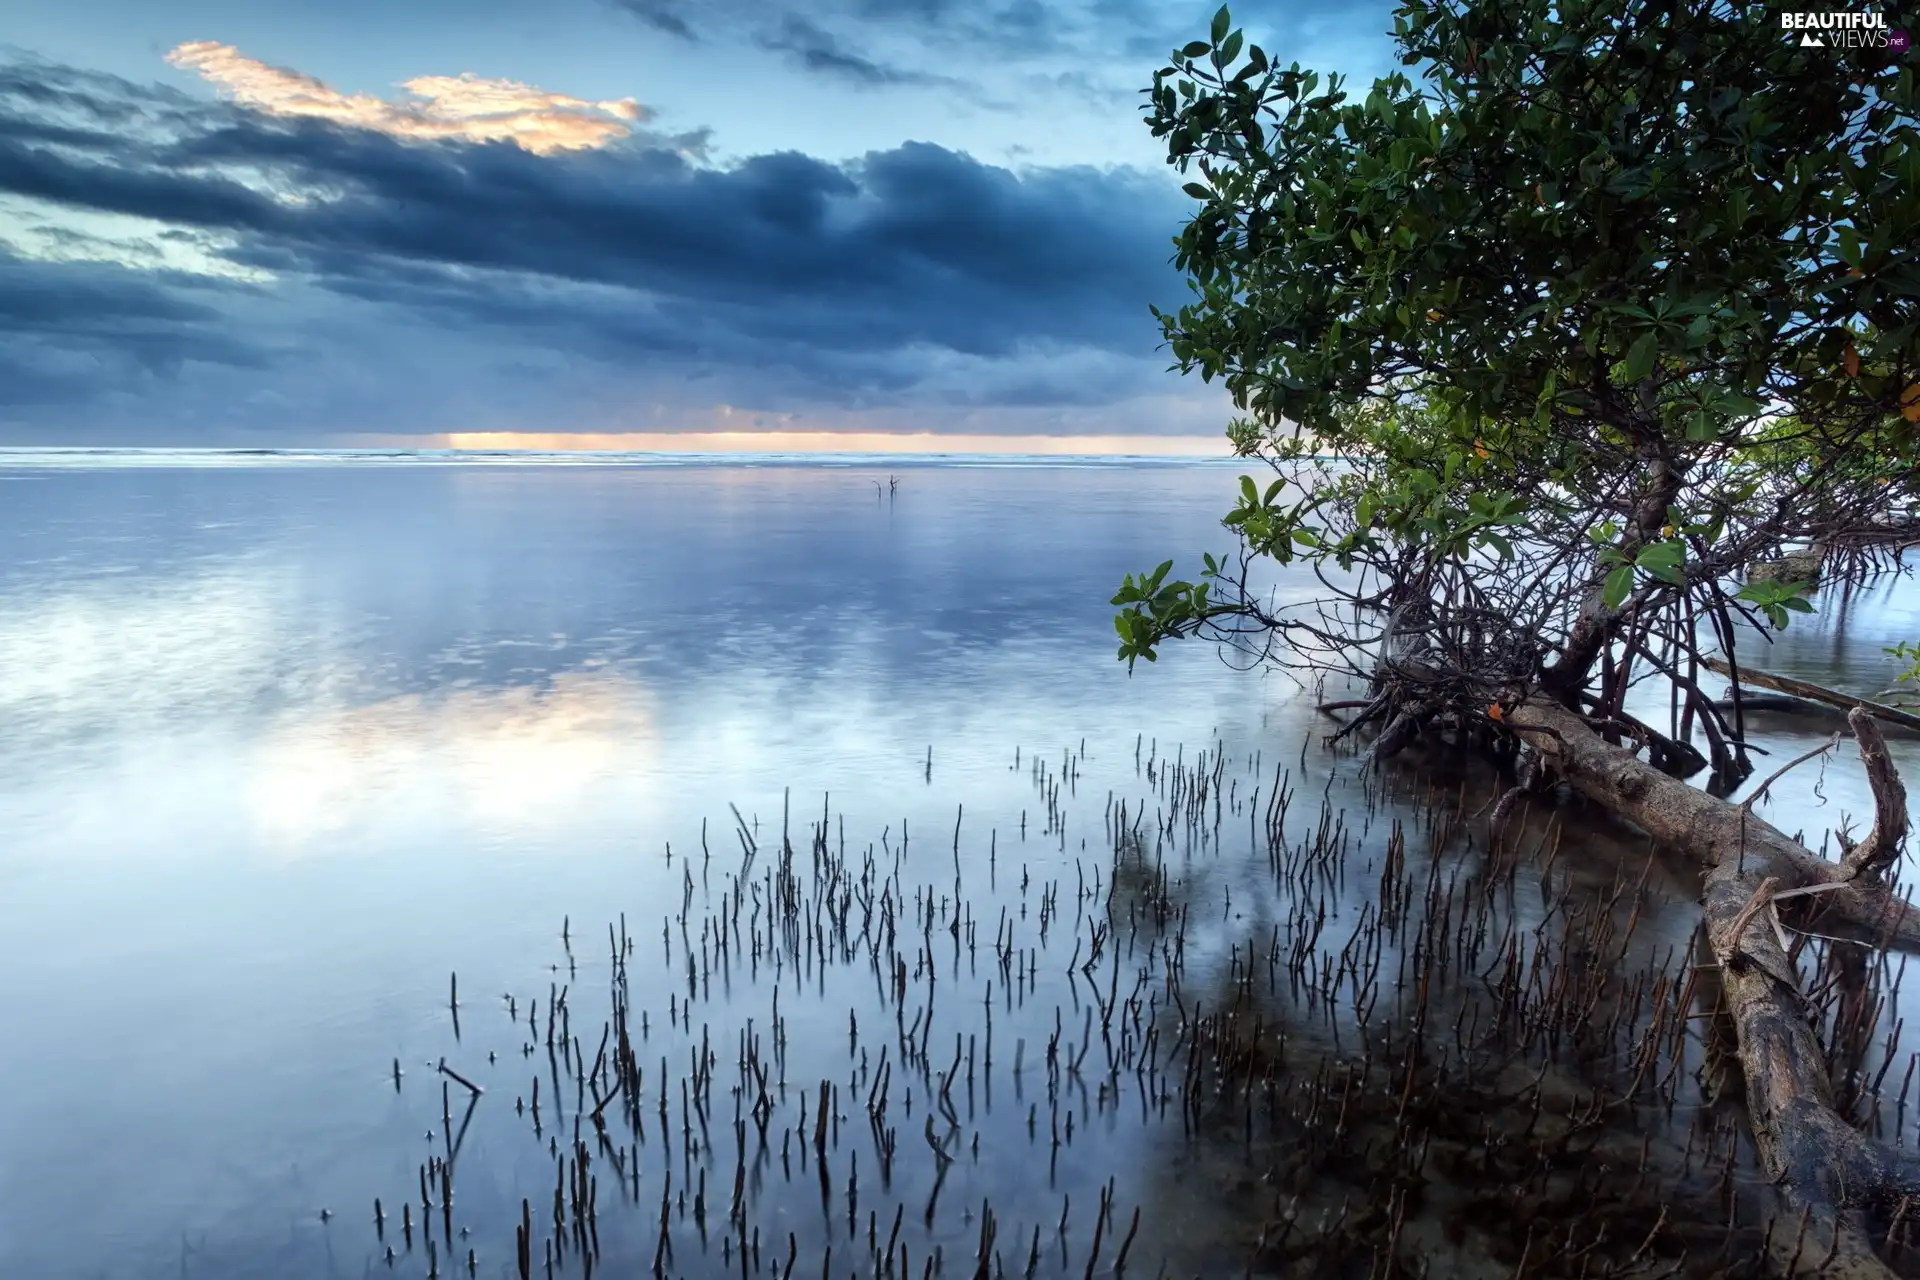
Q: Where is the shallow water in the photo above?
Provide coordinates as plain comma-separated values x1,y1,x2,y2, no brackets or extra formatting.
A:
0,454,1913,1279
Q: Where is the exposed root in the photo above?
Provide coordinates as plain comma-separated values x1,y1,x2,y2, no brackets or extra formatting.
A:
1362,698,1440,767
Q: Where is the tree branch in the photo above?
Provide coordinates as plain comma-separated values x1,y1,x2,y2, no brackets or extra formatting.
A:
1742,732,1843,815
1703,657,1920,735
1841,708,1910,881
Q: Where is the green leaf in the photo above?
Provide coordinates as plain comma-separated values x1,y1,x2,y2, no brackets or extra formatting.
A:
1220,30,1243,64
1210,4,1231,46
1836,224,1861,268
1623,332,1658,382
1602,565,1635,610
1179,40,1212,59
1482,531,1513,560
1635,541,1683,572
1181,182,1214,200
1239,474,1259,505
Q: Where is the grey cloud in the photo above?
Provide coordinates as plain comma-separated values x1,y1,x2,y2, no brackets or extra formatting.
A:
604,0,1390,72
0,250,271,404
605,0,699,40
602,3,991,97
0,54,1193,424
756,14,942,87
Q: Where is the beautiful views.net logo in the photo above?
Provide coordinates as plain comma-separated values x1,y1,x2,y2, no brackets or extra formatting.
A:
1780,11,1910,52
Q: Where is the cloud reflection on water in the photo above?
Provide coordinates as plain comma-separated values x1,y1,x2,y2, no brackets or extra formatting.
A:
246,669,660,848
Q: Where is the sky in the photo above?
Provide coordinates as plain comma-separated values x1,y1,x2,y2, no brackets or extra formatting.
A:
0,0,1399,449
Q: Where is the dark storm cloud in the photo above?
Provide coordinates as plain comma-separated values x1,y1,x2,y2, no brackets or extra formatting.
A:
0,253,217,331
0,250,269,404
0,54,1190,414
0,52,216,133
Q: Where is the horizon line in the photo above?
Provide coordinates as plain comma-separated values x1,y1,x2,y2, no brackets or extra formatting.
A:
437,431,1232,456
0,432,1237,457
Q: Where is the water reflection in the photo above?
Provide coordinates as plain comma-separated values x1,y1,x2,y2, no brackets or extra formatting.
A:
246,671,661,850
0,458,1279,1279
0,457,1911,1278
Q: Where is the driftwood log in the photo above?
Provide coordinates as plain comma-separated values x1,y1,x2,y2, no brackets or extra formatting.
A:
1508,699,1916,1276
1704,656,1920,735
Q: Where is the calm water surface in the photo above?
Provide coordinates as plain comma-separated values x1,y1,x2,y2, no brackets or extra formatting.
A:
0,455,1913,1278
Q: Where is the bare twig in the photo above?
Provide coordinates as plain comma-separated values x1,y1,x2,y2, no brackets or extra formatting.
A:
438,1059,485,1098
1713,876,1781,966
1741,732,1843,813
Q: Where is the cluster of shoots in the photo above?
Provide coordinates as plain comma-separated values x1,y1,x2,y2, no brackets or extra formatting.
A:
356,730,1920,1278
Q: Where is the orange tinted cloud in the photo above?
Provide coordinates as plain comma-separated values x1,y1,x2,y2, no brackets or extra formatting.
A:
165,42,646,154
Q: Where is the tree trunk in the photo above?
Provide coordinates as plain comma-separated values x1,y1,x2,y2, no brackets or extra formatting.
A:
1542,441,1685,702
1508,699,1917,1276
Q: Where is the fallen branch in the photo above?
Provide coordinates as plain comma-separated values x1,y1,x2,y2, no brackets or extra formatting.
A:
1702,656,1920,734
1713,693,1815,713
1508,698,1920,1274
1510,700,1920,952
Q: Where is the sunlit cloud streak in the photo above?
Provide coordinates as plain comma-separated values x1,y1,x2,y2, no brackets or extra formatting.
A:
164,42,648,154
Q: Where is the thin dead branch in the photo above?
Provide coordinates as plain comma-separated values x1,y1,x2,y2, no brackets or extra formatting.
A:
1702,657,1920,735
